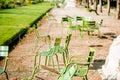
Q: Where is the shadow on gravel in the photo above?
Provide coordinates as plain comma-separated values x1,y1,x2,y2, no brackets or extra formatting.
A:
99,32,117,41
91,59,105,70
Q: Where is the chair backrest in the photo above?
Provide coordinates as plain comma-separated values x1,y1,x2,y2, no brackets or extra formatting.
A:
76,16,83,21
64,34,72,50
87,47,95,66
0,46,9,57
48,38,62,56
89,47,95,57
0,46,9,71
54,38,62,46
61,17,69,24
83,21,96,28
58,63,78,80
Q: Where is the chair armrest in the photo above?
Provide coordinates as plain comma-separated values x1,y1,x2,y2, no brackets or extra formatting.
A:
69,55,88,62
69,62,90,66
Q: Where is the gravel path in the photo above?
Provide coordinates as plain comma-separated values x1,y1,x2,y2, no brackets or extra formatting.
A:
0,5,120,80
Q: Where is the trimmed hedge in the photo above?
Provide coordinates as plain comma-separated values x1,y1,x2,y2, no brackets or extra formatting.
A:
0,26,27,45
0,2,52,45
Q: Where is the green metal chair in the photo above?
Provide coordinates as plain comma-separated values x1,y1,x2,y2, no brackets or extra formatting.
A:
83,20,95,35
45,13,58,32
69,47,95,80
83,20,100,37
32,34,72,79
0,46,9,80
45,13,57,21
35,48,95,80
61,16,84,39
58,61,89,80
68,18,79,38
34,23,51,48
79,17,94,34
61,16,70,35
74,16,84,39
68,18,79,31
58,47,95,80
34,37,63,71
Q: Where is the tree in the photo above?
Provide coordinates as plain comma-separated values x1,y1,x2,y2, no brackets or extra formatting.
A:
116,0,120,19
76,0,82,6
99,0,102,13
94,0,99,15
86,0,89,8
107,0,110,15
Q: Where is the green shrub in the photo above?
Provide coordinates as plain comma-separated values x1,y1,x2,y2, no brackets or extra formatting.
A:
0,25,27,45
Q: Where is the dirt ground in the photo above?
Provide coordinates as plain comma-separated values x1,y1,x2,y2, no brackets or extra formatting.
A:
0,5,120,80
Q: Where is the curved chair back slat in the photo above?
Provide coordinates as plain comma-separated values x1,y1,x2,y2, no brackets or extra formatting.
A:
0,46,8,56
0,46,9,80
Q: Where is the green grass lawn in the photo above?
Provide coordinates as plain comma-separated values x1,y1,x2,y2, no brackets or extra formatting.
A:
0,2,52,45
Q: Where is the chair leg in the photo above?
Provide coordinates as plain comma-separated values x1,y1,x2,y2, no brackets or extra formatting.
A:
38,55,41,68
51,57,55,69
62,52,66,66
82,77,85,80
55,54,60,71
48,56,51,65
79,30,83,39
34,55,37,68
87,31,90,36
34,54,41,69
29,65,38,80
85,75,88,80
45,56,48,66
4,71,9,80
65,49,69,64
98,29,101,37
35,38,39,49
47,36,51,48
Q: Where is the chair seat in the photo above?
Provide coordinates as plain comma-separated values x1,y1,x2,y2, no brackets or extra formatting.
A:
70,26,79,30
0,68,4,74
76,67,88,77
39,46,65,56
40,51,52,56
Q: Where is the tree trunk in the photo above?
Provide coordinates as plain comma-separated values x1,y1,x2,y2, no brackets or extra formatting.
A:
86,0,89,8
94,0,99,15
89,0,93,5
99,0,102,12
116,0,120,19
76,0,82,6
107,0,110,15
